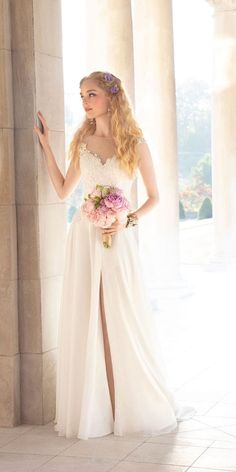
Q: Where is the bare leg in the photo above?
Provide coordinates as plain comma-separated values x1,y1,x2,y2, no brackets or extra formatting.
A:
99,273,115,420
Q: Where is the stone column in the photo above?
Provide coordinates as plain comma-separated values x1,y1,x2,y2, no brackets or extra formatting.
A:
6,0,67,425
84,0,138,226
132,0,181,288
85,0,135,103
207,0,236,266
0,0,20,427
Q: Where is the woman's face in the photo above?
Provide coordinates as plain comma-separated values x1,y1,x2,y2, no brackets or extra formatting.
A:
80,79,110,120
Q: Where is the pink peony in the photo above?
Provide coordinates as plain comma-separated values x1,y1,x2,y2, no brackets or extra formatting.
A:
81,184,131,247
82,200,94,214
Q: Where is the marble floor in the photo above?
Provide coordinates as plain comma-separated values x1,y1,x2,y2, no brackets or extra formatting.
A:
0,219,236,471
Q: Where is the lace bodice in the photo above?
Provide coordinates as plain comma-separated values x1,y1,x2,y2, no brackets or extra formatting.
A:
79,137,146,202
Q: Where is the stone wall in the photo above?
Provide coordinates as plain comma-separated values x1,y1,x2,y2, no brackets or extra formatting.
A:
0,0,67,426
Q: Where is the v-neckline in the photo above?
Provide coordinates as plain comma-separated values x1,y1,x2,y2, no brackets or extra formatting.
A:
81,142,116,166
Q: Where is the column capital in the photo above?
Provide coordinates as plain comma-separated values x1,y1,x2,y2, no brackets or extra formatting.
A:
206,0,236,11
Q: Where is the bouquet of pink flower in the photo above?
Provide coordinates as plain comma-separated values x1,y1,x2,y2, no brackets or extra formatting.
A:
81,184,130,248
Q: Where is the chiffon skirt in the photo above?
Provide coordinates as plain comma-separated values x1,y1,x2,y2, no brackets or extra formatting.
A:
53,207,196,440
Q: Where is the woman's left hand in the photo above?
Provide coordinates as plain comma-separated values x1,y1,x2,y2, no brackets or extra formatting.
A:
101,219,126,236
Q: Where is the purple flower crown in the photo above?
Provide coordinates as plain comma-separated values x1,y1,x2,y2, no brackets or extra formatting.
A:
104,72,120,94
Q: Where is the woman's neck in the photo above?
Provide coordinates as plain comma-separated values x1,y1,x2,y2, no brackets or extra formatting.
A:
92,134,113,139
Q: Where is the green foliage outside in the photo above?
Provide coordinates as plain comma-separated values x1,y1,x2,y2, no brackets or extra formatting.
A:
179,200,186,220
191,154,212,186
177,79,212,219
198,197,212,220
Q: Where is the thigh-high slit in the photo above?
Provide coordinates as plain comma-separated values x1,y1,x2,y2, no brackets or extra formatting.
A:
99,272,115,420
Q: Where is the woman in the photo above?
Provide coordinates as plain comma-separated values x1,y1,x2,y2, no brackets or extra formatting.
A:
34,70,196,440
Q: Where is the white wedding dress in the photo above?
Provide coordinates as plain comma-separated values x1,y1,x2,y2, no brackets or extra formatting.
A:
54,138,196,440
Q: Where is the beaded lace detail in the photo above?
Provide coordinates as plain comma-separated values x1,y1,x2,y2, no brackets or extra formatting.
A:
79,142,116,166
78,137,146,202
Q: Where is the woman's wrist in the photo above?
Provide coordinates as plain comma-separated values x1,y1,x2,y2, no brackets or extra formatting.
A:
129,211,139,220
42,141,51,153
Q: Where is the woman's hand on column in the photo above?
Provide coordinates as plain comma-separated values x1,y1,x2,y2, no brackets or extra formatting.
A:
32,110,81,200
33,111,50,148
33,110,66,199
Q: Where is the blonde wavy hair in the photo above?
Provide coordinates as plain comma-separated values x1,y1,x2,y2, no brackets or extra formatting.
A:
67,70,144,178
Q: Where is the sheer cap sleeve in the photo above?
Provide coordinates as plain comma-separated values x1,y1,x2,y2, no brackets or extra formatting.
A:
137,136,146,144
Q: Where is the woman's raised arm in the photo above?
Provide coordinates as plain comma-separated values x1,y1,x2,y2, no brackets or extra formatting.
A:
33,111,81,200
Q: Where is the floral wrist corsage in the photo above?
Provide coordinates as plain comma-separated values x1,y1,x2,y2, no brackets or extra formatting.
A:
125,213,138,228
